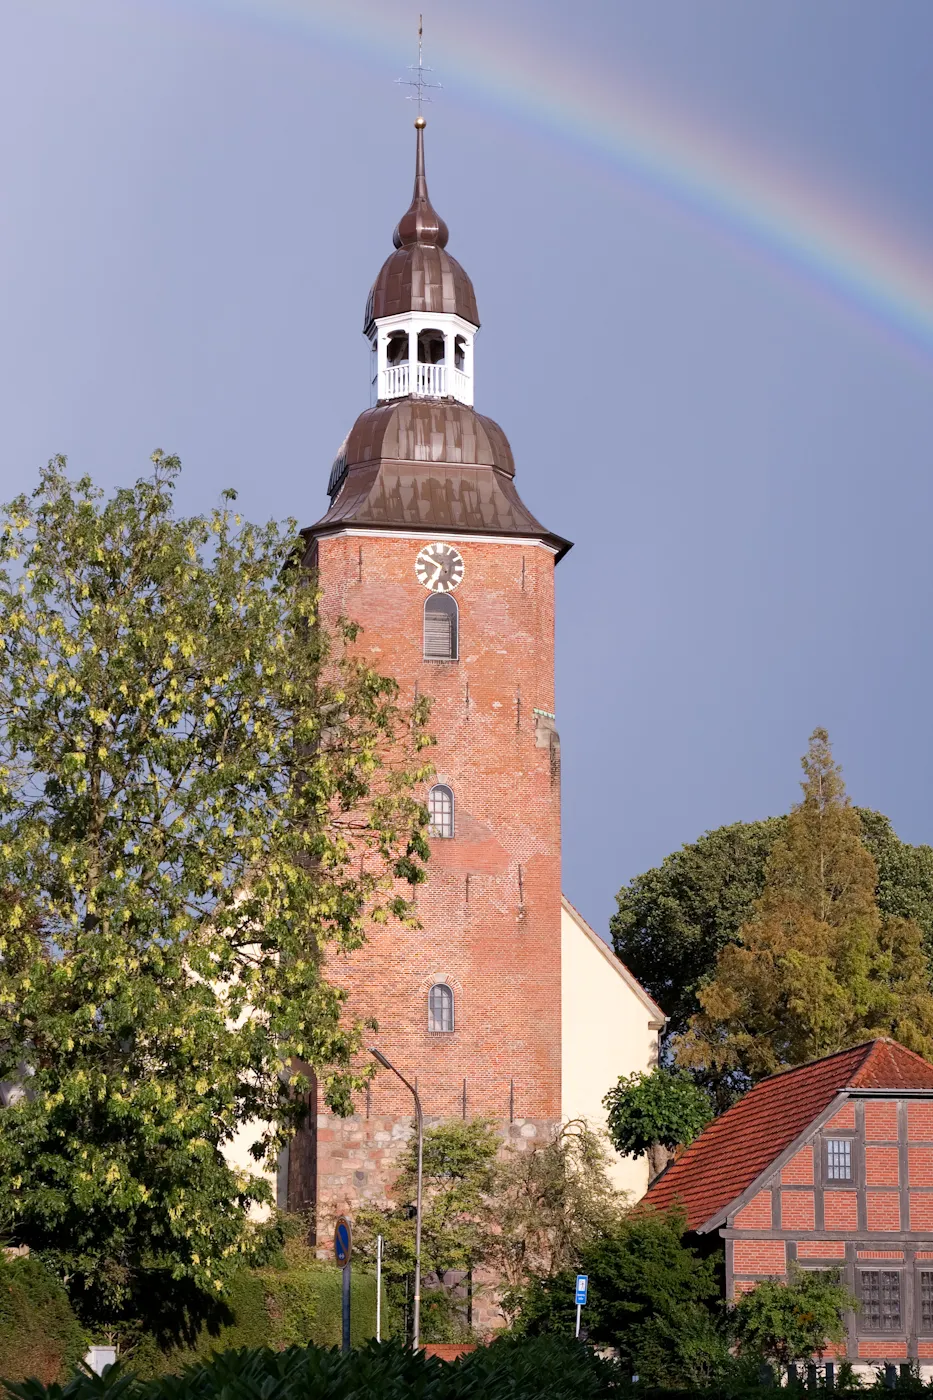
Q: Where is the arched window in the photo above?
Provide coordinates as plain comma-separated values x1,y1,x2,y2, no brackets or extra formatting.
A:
386,330,409,365
428,982,454,1033
423,593,458,661
454,334,467,371
417,328,446,364
428,784,454,838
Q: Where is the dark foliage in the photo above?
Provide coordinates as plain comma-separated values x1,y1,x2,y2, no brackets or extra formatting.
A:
513,1208,729,1387
612,809,933,1046
2,1336,620,1399
0,1254,87,1384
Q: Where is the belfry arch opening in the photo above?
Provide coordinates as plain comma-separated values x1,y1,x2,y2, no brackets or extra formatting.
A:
386,330,409,366
417,329,446,364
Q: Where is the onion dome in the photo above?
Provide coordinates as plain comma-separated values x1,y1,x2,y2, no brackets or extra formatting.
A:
365,119,479,332
308,399,571,562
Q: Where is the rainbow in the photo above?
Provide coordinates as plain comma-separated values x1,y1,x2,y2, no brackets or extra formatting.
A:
183,0,933,366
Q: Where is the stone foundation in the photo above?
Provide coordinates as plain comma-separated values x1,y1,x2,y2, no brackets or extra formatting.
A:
312,1110,561,1334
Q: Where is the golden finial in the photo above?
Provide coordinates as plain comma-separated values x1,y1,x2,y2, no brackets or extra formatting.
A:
415,114,426,129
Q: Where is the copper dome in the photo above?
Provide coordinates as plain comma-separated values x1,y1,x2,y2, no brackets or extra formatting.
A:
309,399,571,562
364,122,479,332
330,400,514,493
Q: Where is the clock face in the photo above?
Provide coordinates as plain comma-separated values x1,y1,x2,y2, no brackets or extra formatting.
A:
415,542,465,593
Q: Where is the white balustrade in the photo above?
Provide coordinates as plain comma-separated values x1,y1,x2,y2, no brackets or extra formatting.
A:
380,362,469,401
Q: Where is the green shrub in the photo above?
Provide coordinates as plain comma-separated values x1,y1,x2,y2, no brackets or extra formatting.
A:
3,1336,621,1399
127,1262,384,1375
0,1253,87,1384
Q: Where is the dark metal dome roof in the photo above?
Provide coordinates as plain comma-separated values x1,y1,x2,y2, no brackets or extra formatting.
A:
307,399,570,562
364,121,479,332
330,400,514,494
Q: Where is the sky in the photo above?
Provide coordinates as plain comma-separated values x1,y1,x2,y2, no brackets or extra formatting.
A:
1,0,932,936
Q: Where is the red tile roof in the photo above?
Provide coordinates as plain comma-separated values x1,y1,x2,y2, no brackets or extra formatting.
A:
644,1040,933,1232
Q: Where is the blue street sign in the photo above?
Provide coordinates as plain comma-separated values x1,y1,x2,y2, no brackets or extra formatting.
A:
334,1216,352,1266
575,1274,588,1306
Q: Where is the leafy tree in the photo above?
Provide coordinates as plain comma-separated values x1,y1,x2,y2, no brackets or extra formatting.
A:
679,729,933,1086
611,818,782,1041
734,1264,854,1368
612,810,933,1046
514,1207,728,1387
355,1119,500,1340
489,1121,625,1317
0,458,431,1326
603,1069,712,1180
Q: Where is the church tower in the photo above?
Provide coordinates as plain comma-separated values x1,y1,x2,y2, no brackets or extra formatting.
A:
298,118,572,1237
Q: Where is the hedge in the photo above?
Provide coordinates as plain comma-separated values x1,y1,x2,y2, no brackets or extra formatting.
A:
0,1253,87,1384
127,1262,386,1376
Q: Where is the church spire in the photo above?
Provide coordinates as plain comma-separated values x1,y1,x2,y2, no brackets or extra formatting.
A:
393,118,449,250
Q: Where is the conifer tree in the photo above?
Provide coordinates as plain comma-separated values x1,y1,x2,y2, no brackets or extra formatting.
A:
679,728,933,1085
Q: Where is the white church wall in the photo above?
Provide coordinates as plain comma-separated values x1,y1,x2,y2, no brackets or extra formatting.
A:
560,897,664,1200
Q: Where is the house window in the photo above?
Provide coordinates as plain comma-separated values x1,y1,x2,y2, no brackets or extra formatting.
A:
428,983,454,1033
860,1270,901,1331
423,594,458,661
428,784,454,838
826,1138,852,1181
921,1272,933,1332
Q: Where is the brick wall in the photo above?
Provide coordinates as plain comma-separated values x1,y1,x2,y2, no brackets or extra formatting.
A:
733,1239,786,1274
910,1193,933,1230
781,1190,815,1230
781,1146,814,1185
309,531,562,1237
797,1240,845,1259
910,1146,933,1186
909,1103,933,1141
865,1145,900,1186
733,1191,772,1230
865,1101,899,1140
866,1192,901,1231
824,1190,858,1230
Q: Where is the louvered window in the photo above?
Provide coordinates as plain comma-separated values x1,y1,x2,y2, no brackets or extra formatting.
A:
921,1272,933,1332
423,594,458,660
428,785,454,838
860,1270,901,1331
428,983,454,1033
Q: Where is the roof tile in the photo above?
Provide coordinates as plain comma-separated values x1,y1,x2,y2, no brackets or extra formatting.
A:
645,1040,933,1232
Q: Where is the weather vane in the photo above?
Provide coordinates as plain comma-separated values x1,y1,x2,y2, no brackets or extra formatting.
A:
396,15,441,116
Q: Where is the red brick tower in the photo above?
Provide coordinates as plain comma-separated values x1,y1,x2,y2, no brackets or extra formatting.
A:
297,118,571,1237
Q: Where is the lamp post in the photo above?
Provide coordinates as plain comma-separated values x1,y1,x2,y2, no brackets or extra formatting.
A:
370,1047,423,1350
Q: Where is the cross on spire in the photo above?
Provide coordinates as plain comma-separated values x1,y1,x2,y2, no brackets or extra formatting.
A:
396,14,441,115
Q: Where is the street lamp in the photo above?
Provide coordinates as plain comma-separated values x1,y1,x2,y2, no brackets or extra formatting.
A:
370,1047,423,1350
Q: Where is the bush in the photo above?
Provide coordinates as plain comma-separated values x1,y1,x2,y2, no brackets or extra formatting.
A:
0,1253,87,1384
126,1261,384,1376
2,1336,620,1399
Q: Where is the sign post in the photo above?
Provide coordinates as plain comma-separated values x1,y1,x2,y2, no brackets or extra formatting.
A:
574,1274,588,1340
334,1216,353,1354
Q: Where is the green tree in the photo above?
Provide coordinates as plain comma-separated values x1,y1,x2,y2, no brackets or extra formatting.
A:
612,811,933,1046
515,1208,728,1386
489,1121,625,1318
0,458,431,1327
355,1119,500,1340
603,1069,712,1180
734,1264,854,1369
680,729,933,1085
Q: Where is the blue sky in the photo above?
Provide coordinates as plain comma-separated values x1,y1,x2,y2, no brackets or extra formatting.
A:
1,0,932,935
